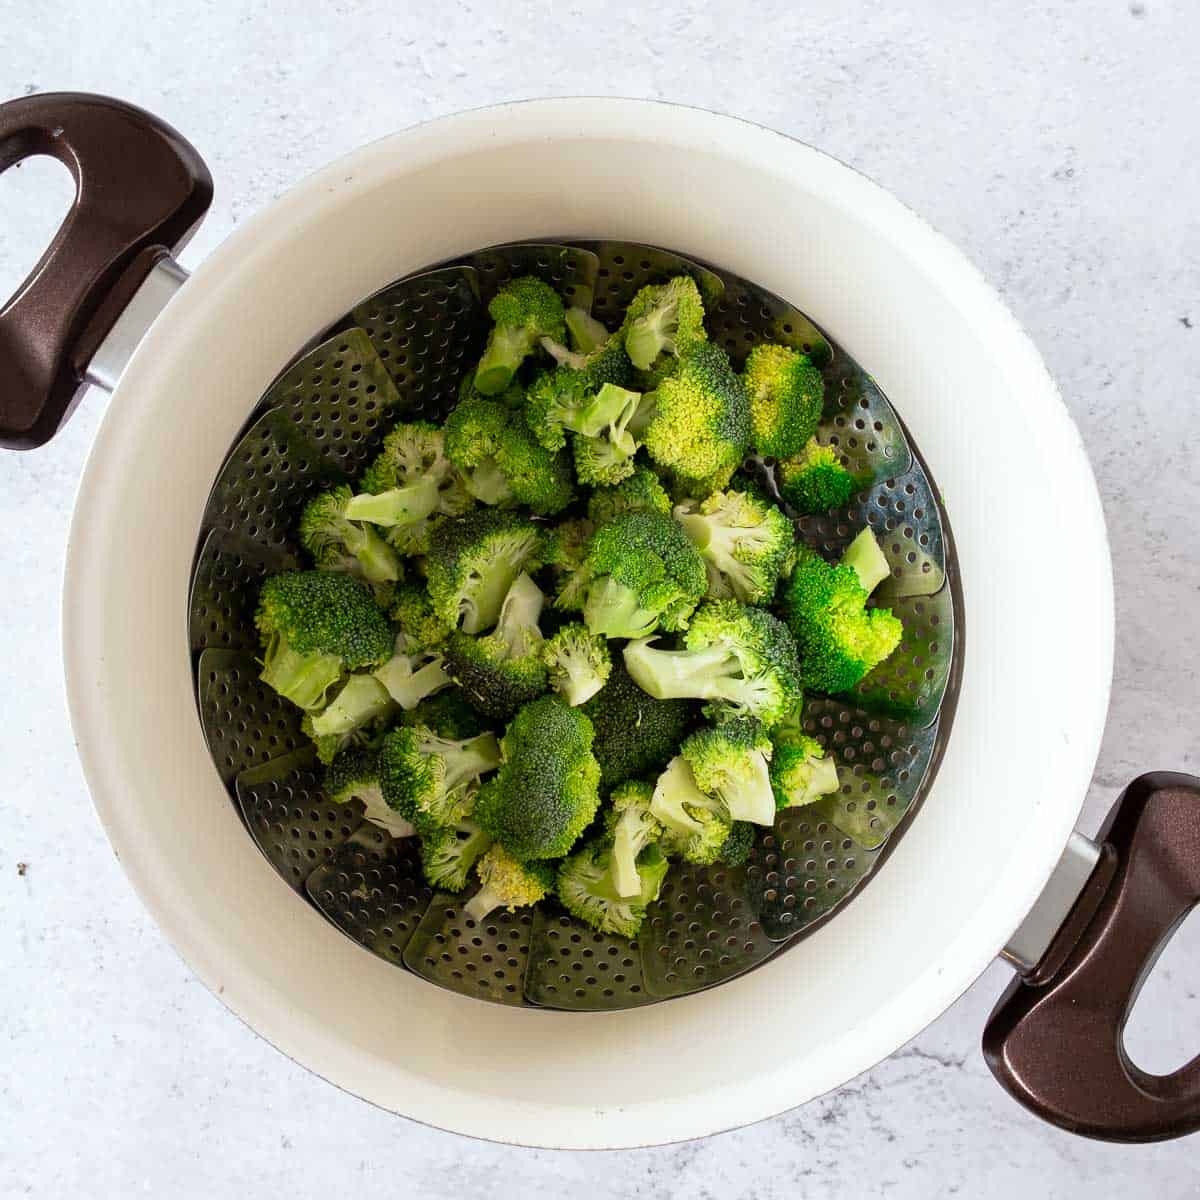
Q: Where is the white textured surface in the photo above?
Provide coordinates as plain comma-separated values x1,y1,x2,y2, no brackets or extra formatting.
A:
2,1,1198,1193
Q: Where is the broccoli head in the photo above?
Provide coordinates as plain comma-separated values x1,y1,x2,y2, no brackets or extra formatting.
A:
474,276,566,395
570,383,643,486
303,673,395,763
541,622,612,706
681,717,776,826
299,484,402,585
620,275,707,373
557,841,669,938
326,745,415,839
779,530,903,693
389,582,452,656
524,337,634,451
673,488,795,605
463,845,556,922
777,438,861,515
649,755,731,865
769,731,840,809
575,510,707,639
639,342,750,496
603,780,663,899
473,696,601,860
420,818,493,891
564,306,610,354
256,570,393,711
443,573,548,720
586,465,672,528
540,516,595,611
742,343,825,459
425,509,544,634
624,600,803,728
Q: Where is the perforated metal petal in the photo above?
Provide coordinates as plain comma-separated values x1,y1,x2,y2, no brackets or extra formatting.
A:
467,242,600,311
706,271,832,368
580,241,726,324
305,825,431,963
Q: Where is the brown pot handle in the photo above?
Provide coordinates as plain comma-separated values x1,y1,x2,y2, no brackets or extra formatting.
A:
0,92,212,449
985,773,1200,1142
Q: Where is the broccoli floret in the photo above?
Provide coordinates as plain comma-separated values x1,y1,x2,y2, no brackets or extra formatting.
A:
540,516,595,611
371,627,454,709
425,509,544,634
524,337,635,451
570,383,643,486
581,658,695,789
681,717,776,825
777,438,861,515
473,696,601,860
649,756,731,865
769,731,839,810
779,530,903,693
620,276,707,373
325,746,415,839
565,306,610,354
443,573,548,719
742,343,825,459
255,571,393,711
397,689,483,739
541,622,612,706
718,821,755,867
673,488,795,605
303,673,395,763
474,276,566,395
603,780,663,898
463,844,556,922
420,818,493,891
557,841,669,938
299,484,402,585
639,343,750,496
586,465,672,527
574,510,707,639
388,582,452,655
623,599,803,727
378,724,502,833
494,414,575,516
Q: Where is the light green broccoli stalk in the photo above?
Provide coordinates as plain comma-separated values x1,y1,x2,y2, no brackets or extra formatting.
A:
769,731,839,809
463,845,556,923
541,622,612,706
474,276,566,395
299,484,402,585
604,780,663,899
557,841,669,939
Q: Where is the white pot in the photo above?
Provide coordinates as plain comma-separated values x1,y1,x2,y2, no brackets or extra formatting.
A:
4,92,1194,1149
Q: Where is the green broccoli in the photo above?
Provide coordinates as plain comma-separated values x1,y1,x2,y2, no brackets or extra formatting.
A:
777,438,861,515
397,688,483,739
603,780,663,898
524,337,635,452
742,343,825,459
474,276,566,395
372,638,453,710
556,841,669,938
539,516,595,611
463,844,556,922
570,383,643,486
388,582,452,655
586,465,672,527
624,600,803,728
581,657,695,790
673,488,795,604
443,573,548,719
649,755,731,865
378,724,502,833
769,731,839,809
565,306,610,354
420,818,493,891
620,275,707,373
681,717,776,826
541,622,612,706
638,342,750,496
256,571,393,711
425,509,544,634
574,510,707,639
779,528,903,693
718,821,755,867
303,673,395,763
325,746,415,839
473,696,601,860
299,485,402,585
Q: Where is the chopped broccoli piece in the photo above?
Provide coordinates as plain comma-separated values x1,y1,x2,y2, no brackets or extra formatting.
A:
303,673,395,762
673,488,794,604
769,731,839,809
742,343,824,459
777,438,861,515
474,276,566,395
565,306,610,354
570,383,643,486
420,818,493,891
443,573,548,719
624,600,804,728
372,629,453,709
378,724,502,833
604,780,663,898
639,342,750,496
649,756,731,865
621,276,707,373
473,696,601,860
541,622,612,706
718,821,755,867
841,526,893,593
557,841,669,938
540,516,595,611
299,484,402,585
425,509,544,634
575,510,707,639
389,582,452,655
581,657,695,790
586,465,672,527
779,531,904,693
397,689,483,740
325,746,415,839
681,717,776,825
523,337,635,451
463,845,556,922
256,571,393,711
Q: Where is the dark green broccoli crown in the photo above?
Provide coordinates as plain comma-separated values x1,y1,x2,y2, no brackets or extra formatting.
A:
474,696,601,860
718,821,755,867
494,418,575,516
586,465,672,527
398,688,483,739
581,510,707,637
642,342,750,493
389,581,452,654
777,439,860,515
487,275,566,337
444,393,509,469
256,571,393,668
621,275,708,372
443,629,548,720
582,658,695,789
524,338,634,451
743,343,825,460
324,744,380,805
420,819,493,891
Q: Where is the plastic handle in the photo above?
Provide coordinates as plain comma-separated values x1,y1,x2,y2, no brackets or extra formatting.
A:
985,773,1200,1142
0,92,212,448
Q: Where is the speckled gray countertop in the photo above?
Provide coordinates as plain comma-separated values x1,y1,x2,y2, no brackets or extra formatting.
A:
2,2,1198,1195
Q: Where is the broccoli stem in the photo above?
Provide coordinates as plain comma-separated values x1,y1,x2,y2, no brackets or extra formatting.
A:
475,326,534,395
625,393,657,438
611,815,651,899
260,636,343,711
583,577,662,640
463,884,506,923
625,639,735,700
438,732,502,793
462,561,524,635
359,788,416,838
841,527,891,594
719,753,775,825
569,383,640,439
344,477,439,527
309,674,394,738
625,299,680,370
556,652,605,706
565,306,609,354
343,523,402,582
649,757,714,838
373,652,451,709
462,458,514,507
794,754,840,805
